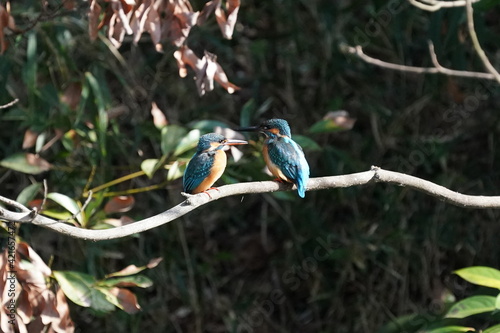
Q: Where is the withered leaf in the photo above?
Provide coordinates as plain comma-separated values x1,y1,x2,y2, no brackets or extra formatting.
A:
104,196,135,214
22,129,39,150
174,46,240,96
214,0,240,39
108,287,141,314
88,0,102,41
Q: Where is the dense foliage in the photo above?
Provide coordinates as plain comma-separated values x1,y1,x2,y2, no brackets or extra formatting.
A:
1,0,500,332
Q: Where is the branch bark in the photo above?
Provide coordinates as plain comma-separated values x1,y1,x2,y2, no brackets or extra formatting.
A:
341,43,497,80
408,0,480,12
1,167,500,241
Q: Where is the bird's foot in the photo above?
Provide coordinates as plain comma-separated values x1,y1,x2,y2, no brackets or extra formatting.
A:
203,187,220,199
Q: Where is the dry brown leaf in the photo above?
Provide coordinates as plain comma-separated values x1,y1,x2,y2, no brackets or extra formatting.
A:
324,110,357,130
174,46,239,95
197,0,220,25
26,154,51,172
151,102,168,128
0,243,74,333
108,287,141,314
146,257,163,269
214,0,240,39
0,4,16,54
22,129,39,150
88,0,102,41
61,83,82,110
103,215,135,227
104,196,135,214
160,0,199,47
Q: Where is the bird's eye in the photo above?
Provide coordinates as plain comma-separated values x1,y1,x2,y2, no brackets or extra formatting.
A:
220,139,226,144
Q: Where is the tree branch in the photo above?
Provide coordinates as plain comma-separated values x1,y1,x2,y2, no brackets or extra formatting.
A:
408,0,480,12
341,43,497,80
465,0,500,84
2,167,500,241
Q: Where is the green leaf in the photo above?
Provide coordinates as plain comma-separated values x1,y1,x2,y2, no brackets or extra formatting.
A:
35,132,47,154
496,293,500,309
308,119,343,134
189,120,228,132
174,129,200,156
95,287,141,314
455,266,500,289
16,183,42,206
86,72,108,157
98,275,153,288
423,326,475,333
47,192,84,224
161,125,187,156
483,324,500,333
445,295,497,318
167,160,184,181
292,135,322,152
0,153,50,174
53,271,115,313
141,159,160,179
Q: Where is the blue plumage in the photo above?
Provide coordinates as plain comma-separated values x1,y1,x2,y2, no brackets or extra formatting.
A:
183,133,247,194
237,119,310,198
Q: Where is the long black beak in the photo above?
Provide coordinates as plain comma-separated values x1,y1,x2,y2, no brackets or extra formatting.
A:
235,126,260,132
223,139,248,146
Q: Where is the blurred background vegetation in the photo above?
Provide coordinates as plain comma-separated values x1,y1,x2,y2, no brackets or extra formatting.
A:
1,0,500,332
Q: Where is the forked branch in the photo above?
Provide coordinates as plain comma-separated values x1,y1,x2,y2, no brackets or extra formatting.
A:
1,167,500,241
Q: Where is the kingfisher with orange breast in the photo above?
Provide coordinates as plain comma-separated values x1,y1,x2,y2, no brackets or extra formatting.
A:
183,133,248,194
237,119,310,198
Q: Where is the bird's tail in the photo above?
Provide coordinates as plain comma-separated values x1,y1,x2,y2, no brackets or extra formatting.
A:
296,175,308,198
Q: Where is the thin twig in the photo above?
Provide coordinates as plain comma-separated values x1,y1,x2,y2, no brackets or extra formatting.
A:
408,0,480,12
0,99,19,109
341,43,497,80
2,167,500,241
465,0,500,84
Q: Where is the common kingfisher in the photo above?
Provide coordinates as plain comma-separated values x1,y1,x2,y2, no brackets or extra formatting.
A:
183,133,247,194
237,119,310,198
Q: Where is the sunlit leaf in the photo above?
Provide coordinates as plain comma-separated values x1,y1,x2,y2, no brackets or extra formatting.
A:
16,183,42,206
423,326,475,333
167,160,183,181
98,275,153,288
141,159,161,179
47,192,83,224
52,271,96,308
455,266,500,289
445,295,496,318
174,129,200,156
0,153,51,174
161,125,187,156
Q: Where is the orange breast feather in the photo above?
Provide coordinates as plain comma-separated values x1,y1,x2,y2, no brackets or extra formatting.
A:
263,144,290,182
192,150,227,194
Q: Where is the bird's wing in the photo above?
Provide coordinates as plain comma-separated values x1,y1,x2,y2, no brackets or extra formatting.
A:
183,152,213,193
267,137,309,182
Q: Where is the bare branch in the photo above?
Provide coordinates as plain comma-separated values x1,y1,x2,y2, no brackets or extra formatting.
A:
0,99,19,109
465,0,500,84
341,43,497,80
2,167,500,241
408,0,480,12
